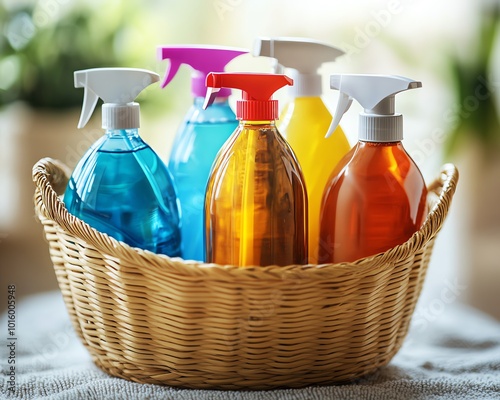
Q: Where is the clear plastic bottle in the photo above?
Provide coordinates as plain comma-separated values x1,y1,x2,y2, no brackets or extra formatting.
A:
64,68,181,256
203,73,308,266
319,74,427,263
158,45,247,261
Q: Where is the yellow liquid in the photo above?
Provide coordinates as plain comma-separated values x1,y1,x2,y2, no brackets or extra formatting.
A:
278,97,351,263
205,121,308,266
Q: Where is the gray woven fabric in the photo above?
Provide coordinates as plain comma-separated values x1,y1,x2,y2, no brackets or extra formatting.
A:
1,290,499,400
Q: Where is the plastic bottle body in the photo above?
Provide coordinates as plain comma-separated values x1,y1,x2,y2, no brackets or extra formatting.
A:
64,129,182,256
319,141,427,264
168,97,238,261
278,96,350,263
205,121,308,266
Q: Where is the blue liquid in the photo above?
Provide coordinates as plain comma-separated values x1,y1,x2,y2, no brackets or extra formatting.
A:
168,97,238,261
64,129,182,256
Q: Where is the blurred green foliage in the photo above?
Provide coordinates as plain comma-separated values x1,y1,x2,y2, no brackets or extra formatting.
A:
445,4,500,157
0,1,128,108
0,0,188,111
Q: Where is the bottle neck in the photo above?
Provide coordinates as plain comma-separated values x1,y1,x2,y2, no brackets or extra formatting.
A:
357,140,402,147
102,128,146,152
105,128,140,138
287,73,322,97
240,120,275,127
102,103,140,130
358,114,403,142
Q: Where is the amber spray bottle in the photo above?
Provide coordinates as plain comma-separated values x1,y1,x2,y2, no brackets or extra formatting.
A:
203,73,308,267
319,74,428,264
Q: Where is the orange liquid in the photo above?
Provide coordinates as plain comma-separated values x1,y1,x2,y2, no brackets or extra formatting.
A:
319,141,427,264
205,121,308,266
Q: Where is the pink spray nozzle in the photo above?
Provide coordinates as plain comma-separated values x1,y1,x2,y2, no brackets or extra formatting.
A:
157,45,248,98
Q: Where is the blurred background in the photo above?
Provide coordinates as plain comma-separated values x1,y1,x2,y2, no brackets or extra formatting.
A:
0,0,499,320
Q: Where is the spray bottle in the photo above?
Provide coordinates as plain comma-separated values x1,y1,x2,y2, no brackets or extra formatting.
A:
157,45,248,261
319,74,427,263
253,37,351,263
64,68,182,256
203,73,307,267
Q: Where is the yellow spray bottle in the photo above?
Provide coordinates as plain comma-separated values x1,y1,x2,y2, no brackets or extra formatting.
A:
254,37,351,263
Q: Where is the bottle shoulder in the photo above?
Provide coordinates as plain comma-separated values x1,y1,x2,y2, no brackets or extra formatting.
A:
232,123,290,149
278,97,350,147
70,143,172,188
347,142,420,171
87,130,149,153
280,96,331,122
324,142,425,191
211,124,304,175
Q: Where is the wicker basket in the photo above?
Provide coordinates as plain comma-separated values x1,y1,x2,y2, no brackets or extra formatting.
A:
33,158,458,390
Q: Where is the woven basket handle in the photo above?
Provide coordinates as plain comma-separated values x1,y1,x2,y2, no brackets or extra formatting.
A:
33,158,71,220
341,162,459,268
33,157,124,256
420,163,459,242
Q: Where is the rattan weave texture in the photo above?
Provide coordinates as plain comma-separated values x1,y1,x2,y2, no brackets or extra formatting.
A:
33,158,458,390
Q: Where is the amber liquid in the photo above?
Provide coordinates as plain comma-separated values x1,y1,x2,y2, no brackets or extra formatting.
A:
319,141,428,264
205,121,308,266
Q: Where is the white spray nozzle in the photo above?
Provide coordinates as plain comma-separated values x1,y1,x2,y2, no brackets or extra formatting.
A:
326,74,421,142
74,68,160,130
203,87,221,110
253,37,344,97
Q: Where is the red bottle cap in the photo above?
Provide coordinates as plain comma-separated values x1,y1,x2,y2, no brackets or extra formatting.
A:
204,72,293,120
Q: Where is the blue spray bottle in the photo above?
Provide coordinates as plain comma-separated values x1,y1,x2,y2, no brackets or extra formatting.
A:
64,68,182,256
157,45,247,261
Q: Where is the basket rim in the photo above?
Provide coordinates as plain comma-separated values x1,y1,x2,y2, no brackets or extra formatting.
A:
32,158,458,280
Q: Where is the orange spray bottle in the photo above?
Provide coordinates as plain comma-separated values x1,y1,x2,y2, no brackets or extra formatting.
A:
319,74,428,264
203,73,308,266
